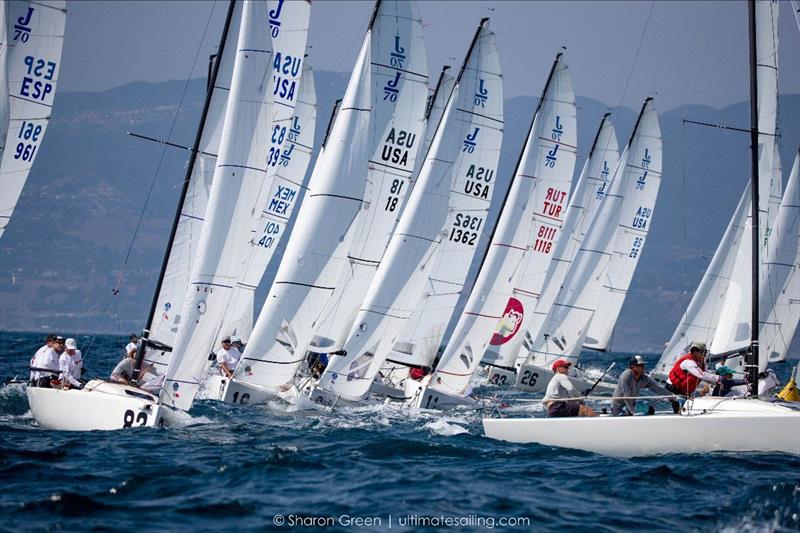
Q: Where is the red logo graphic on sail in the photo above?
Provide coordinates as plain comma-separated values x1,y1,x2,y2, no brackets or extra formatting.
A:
490,297,524,345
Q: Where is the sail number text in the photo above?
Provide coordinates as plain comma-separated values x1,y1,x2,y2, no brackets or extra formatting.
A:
448,213,483,246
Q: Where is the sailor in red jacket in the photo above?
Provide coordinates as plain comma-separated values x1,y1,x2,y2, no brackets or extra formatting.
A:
666,341,721,396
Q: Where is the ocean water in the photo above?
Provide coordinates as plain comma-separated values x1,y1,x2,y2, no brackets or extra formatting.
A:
1,331,798,532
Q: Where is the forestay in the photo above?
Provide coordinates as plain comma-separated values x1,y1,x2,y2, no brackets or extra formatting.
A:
316,19,503,401
653,182,751,380
485,114,619,370
429,55,576,397
758,150,799,368
219,3,313,342
233,1,427,394
162,0,276,410
524,99,662,367
0,0,65,239
302,4,429,352
144,1,242,373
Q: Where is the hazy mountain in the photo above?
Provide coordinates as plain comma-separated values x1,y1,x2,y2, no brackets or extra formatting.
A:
0,71,797,355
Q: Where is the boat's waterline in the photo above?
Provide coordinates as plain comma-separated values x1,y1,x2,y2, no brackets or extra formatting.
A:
483,396,800,457
26,379,176,431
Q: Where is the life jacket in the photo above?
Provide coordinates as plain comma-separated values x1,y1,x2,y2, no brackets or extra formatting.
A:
668,353,705,395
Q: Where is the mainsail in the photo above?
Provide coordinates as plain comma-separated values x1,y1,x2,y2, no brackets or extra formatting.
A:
232,0,427,395
144,1,242,373
524,98,662,367
218,3,313,342
429,54,576,397
709,0,780,354
162,0,279,410
485,114,619,370
301,4,429,353
0,0,66,239
316,18,503,401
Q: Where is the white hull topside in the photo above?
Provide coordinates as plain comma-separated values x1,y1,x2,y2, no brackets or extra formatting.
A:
483,397,800,457
26,379,175,431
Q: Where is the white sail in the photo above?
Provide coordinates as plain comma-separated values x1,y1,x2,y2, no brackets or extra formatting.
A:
162,0,275,410
0,1,9,157
429,55,576,396
301,8,429,353
758,150,799,368
485,115,619,369
232,1,427,394
379,65,455,369
525,99,662,367
316,19,503,401
756,0,779,245
144,2,243,373
0,0,65,239
653,182,751,380
219,2,312,341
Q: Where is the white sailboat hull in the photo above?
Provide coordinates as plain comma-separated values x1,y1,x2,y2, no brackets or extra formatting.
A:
483,397,800,457
514,362,615,394
26,380,172,431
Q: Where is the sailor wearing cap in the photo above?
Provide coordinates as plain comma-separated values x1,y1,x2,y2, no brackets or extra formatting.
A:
216,336,241,378
611,355,677,416
29,335,65,388
666,341,721,396
58,338,84,389
230,336,244,352
711,366,746,397
542,359,596,418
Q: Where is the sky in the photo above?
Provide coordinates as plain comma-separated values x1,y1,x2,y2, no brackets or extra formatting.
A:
58,1,800,114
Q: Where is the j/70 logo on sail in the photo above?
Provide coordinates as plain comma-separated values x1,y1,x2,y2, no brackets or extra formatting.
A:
463,127,480,153
474,79,488,107
490,298,524,345
390,36,405,68
268,0,284,38
13,7,34,42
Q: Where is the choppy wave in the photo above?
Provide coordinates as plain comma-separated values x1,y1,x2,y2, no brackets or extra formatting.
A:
2,332,798,531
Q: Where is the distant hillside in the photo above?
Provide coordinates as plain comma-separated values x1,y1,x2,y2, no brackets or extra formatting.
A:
0,72,798,355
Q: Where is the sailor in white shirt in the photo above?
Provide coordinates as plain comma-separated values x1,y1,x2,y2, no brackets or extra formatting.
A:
125,334,140,358
30,335,64,387
59,338,84,389
216,336,240,378
543,359,596,418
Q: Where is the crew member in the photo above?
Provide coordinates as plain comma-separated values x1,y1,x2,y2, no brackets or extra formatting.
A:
29,335,64,387
711,366,746,397
666,341,720,396
125,334,140,357
59,338,84,389
612,355,678,415
216,336,240,378
543,359,596,417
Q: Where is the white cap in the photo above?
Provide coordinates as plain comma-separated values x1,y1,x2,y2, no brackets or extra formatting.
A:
231,336,241,343
65,338,78,350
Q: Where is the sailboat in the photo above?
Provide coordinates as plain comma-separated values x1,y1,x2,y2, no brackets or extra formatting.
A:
221,0,429,405
513,97,662,394
0,0,66,239
306,17,503,407
484,113,620,388
27,0,296,429
482,0,800,457
408,52,577,409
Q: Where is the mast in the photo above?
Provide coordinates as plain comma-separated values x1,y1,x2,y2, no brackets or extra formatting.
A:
747,0,760,395
133,0,237,380
426,65,451,119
